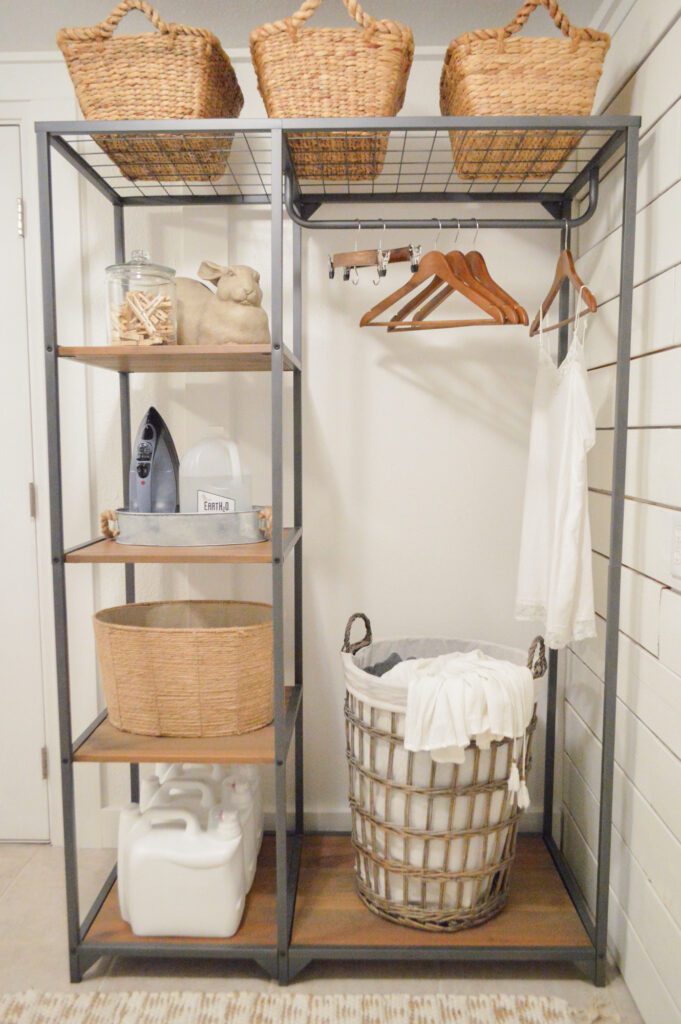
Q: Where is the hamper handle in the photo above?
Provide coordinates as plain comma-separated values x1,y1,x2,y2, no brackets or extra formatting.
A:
342,613,373,655
463,0,609,45
527,636,547,679
251,0,405,40
58,0,214,42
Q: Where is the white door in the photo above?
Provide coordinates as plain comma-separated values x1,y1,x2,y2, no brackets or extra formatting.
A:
0,125,50,841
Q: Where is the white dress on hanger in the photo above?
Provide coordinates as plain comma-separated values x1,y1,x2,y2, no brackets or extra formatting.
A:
515,294,596,650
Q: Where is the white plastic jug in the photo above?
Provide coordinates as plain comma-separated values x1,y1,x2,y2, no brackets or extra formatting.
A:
117,803,140,924
155,763,231,786
142,777,219,827
179,436,252,514
220,778,258,891
230,765,264,851
126,807,246,938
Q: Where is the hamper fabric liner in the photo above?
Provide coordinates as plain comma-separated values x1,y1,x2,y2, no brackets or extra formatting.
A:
94,600,272,738
440,0,610,181
57,0,244,182
341,614,546,932
250,0,414,181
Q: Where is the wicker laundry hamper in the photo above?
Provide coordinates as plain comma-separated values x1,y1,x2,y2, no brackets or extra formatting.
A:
250,0,414,181
440,0,610,181
342,614,546,932
94,600,272,738
57,0,244,182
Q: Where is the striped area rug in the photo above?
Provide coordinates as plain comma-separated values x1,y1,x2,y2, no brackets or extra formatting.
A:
0,992,621,1024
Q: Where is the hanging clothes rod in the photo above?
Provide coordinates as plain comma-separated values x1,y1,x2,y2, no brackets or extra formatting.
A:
284,168,598,231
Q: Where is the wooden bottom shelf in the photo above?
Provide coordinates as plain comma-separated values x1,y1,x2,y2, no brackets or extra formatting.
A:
82,837,276,949
291,834,592,950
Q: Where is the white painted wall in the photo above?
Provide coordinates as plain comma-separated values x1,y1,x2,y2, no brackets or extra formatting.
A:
563,4,681,1021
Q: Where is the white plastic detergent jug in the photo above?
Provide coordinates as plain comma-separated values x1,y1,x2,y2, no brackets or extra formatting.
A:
155,763,231,786
143,777,221,827
117,803,140,924
233,765,264,848
179,434,252,514
126,807,246,938
219,779,258,891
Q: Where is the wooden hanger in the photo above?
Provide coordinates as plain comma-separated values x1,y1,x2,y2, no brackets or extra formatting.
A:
529,249,597,336
360,250,506,330
467,252,528,326
388,250,523,331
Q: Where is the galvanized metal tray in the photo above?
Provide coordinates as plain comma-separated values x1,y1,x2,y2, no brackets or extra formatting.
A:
112,507,269,546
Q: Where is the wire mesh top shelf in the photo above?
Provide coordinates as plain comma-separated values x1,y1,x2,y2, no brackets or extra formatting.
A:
40,117,637,207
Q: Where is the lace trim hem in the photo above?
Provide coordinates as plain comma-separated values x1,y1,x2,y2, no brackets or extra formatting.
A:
515,603,596,649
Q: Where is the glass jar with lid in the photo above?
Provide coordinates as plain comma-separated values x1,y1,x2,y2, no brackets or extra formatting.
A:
106,250,177,346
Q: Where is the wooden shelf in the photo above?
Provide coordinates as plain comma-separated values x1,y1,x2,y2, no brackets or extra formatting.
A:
74,692,295,765
291,834,592,951
65,531,295,564
58,344,298,373
82,836,276,949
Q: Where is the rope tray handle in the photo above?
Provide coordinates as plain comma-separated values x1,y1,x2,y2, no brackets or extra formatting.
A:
57,0,216,43
342,613,373,655
99,509,120,539
457,0,609,51
250,0,409,43
527,635,547,679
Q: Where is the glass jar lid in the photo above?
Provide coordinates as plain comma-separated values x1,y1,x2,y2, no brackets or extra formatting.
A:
105,249,176,283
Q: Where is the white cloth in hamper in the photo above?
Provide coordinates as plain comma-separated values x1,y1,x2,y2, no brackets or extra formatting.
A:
383,648,535,766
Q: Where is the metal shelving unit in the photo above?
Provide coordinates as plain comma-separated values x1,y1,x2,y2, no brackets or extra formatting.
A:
37,114,639,988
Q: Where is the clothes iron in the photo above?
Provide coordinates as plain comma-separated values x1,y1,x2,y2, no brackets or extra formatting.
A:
128,407,179,513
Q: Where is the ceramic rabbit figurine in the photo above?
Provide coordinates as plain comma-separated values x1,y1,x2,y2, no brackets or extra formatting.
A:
176,262,271,346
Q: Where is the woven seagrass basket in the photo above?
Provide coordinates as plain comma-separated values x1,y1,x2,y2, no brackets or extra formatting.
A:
342,615,546,932
440,0,610,181
94,600,272,738
250,0,414,181
57,0,244,182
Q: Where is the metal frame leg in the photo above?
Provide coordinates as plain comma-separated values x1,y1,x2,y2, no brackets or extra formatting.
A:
37,129,82,983
271,129,289,985
594,125,638,988
543,210,571,844
292,221,304,839
113,203,139,804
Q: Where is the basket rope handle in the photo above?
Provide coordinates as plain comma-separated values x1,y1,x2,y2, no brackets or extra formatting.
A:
527,636,547,680
342,613,373,655
250,0,409,41
58,0,215,42
460,0,609,47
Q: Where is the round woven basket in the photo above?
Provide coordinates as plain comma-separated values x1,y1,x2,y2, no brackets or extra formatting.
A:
342,615,546,932
440,0,610,180
250,0,414,181
94,600,272,738
57,0,244,182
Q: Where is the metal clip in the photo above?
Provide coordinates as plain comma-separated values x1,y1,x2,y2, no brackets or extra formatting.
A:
377,248,391,278
409,244,422,273
328,255,335,279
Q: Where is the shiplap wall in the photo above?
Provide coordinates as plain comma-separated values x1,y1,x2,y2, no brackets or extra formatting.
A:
564,4,681,1021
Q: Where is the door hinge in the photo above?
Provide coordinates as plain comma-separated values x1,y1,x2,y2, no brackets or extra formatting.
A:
17,196,25,238
28,481,36,518
41,746,48,780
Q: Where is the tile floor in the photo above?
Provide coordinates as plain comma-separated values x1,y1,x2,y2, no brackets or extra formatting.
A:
0,844,644,1022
